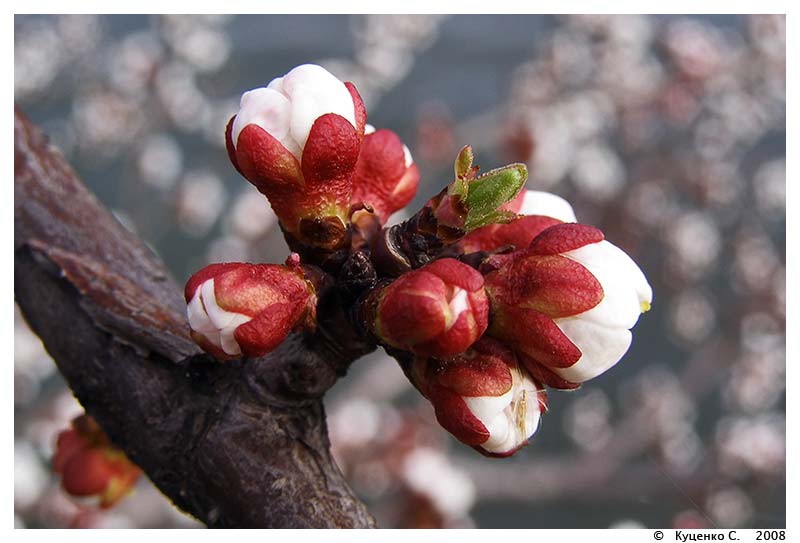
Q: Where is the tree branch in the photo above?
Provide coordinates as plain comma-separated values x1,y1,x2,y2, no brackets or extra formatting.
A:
14,107,376,528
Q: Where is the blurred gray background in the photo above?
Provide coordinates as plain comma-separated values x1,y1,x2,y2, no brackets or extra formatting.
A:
14,14,785,529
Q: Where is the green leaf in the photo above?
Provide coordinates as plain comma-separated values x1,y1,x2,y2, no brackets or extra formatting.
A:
462,163,527,231
464,210,519,232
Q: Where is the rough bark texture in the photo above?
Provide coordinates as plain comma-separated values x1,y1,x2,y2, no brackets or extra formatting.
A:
14,107,377,528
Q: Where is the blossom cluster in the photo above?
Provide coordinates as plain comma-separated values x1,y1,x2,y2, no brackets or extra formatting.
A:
185,64,420,360
184,63,652,457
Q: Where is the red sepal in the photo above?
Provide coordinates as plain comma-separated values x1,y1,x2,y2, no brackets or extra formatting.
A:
392,163,419,210
424,257,485,292
350,129,419,221
434,340,514,397
414,289,488,359
489,305,581,368
212,263,309,315
459,215,562,254
528,223,604,255
344,81,367,140
184,262,244,303
235,123,303,192
518,353,582,390
427,385,490,446
301,112,361,185
377,271,448,345
233,301,305,358
486,254,604,318
225,116,244,177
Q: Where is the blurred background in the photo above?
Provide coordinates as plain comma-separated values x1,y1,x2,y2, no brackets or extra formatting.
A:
14,14,785,529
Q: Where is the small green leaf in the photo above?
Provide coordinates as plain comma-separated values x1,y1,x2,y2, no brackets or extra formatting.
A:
464,210,519,232
462,163,527,231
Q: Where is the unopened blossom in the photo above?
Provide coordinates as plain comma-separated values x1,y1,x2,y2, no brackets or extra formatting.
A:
225,64,366,248
408,338,547,456
184,258,316,360
370,258,488,358
458,189,577,253
52,414,141,509
485,222,652,389
351,125,419,227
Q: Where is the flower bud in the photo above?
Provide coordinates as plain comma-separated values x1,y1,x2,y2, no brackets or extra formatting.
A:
485,223,653,388
409,338,547,456
225,64,367,248
458,190,577,253
371,258,488,358
184,259,316,360
351,126,419,226
52,415,141,509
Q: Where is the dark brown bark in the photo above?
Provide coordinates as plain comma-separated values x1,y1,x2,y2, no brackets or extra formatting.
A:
14,107,376,528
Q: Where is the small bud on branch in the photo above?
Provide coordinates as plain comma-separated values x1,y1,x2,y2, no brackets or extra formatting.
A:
185,258,316,360
485,223,653,388
53,414,141,509
226,64,366,250
367,258,488,358
407,338,547,457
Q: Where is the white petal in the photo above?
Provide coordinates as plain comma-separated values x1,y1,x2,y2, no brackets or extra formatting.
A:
187,280,252,355
476,367,543,455
564,240,653,327
232,88,292,149
568,240,652,302
510,367,543,440
402,144,413,167
186,285,223,349
479,412,513,452
280,64,340,93
447,288,469,327
186,287,217,338
566,254,643,329
199,280,252,339
520,190,577,222
553,318,632,383
218,320,247,356
463,389,513,427
200,280,234,328
233,65,356,161
281,64,356,152
267,76,284,93
288,83,323,155
290,89,356,153
364,123,376,135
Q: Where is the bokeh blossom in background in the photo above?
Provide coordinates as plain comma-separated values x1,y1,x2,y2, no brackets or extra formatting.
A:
15,14,784,528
